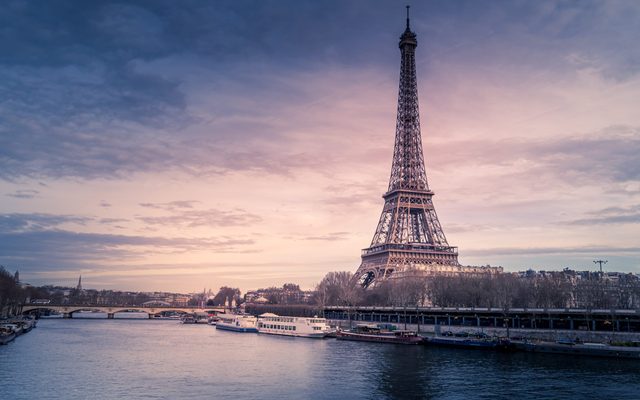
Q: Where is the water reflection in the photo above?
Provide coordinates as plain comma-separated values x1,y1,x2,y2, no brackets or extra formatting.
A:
373,346,433,398
1,319,639,400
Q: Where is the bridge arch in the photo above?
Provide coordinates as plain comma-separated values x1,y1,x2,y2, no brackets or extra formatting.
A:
21,305,225,319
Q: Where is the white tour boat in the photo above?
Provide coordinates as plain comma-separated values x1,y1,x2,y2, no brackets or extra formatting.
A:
257,313,333,338
215,314,258,332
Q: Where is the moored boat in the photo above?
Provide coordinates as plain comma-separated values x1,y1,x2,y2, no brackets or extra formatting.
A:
425,335,512,350
336,324,423,345
7,323,23,336
215,314,258,332
513,339,640,359
0,326,17,345
180,314,197,324
195,314,210,324
257,313,333,338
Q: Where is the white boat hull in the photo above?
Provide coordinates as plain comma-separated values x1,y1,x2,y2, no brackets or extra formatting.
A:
257,328,327,338
257,313,332,339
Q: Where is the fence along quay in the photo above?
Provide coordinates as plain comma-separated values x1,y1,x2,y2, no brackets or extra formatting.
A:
324,306,640,334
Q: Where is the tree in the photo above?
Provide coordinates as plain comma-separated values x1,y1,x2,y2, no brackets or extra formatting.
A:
316,271,361,307
212,286,241,307
361,281,393,306
0,266,25,317
282,283,300,292
388,274,428,308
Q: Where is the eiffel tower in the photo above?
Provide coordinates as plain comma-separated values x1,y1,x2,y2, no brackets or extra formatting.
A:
354,8,460,288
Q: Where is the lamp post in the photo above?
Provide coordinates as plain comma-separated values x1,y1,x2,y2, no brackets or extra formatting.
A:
593,259,608,274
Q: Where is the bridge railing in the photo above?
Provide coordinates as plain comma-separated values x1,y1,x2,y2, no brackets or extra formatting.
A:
22,303,221,309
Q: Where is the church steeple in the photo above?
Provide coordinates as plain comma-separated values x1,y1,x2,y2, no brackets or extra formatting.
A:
76,275,83,292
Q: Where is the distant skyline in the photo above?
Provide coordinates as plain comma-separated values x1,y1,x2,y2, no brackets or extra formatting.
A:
1,0,639,292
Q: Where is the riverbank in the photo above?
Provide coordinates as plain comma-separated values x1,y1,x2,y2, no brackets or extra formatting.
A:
329,319,640,343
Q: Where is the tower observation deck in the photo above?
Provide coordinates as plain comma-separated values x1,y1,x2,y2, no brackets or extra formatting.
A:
353,8,500,288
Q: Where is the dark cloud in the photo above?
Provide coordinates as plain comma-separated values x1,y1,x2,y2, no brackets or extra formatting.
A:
0,229,255,273
0,0,386,181
6,189,39,199
563,205,640,225
465,245,640,257
138,206,262,228
0,213,91,232
445,223,495,234
0,213,132,233
139,200,199,211
430,125,640,185
298,232,350,241
98,218,130,225
1,1,636,182
0,211,258,274
323,183,382,208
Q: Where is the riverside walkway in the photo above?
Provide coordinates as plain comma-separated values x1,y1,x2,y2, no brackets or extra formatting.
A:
324,306,640,333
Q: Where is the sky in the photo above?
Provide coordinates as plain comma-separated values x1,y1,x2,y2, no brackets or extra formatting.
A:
1,0,640,293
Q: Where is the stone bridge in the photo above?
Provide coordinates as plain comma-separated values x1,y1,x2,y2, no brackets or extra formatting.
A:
22,304,226,319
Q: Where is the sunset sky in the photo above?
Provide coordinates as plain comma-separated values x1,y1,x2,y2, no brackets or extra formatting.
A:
1,0,639,292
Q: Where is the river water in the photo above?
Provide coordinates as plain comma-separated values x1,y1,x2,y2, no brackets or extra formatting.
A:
2,316,639,399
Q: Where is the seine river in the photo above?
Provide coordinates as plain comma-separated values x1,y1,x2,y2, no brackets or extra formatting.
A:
2,316,640,399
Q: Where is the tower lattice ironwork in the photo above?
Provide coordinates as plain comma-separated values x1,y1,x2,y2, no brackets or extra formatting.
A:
354,8,459,288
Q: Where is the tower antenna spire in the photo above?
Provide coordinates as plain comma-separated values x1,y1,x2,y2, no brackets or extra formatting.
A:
406,5,410,29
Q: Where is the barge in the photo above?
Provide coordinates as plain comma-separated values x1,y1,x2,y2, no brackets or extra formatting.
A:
336,324,423,345
514,340,640,359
